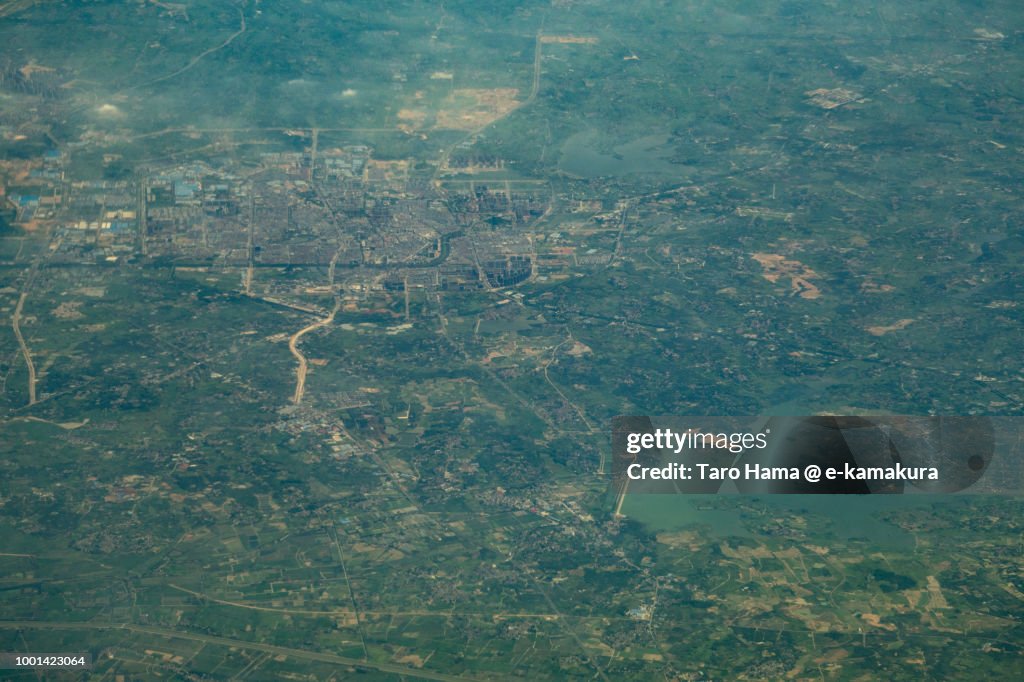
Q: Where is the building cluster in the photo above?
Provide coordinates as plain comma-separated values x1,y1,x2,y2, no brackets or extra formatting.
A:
0,143,581,296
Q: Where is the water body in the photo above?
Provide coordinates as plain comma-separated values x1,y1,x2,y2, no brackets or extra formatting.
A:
558,130,682,178
621,494,962,550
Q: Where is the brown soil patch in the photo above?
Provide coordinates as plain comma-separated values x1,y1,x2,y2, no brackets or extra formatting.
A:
861,281,896,293
806,88,862,109
860,613,896,631
18,62,55,79
814,648,849,665
974,28,1005,41
540,35,598,44
736,206,793,222
926,575,949,609
435,88,520,130
866,318,915,336
364,158,410,182
566,341,592,356
655,530,702,549
397,108,428,133
52,301,84,320
752,253,821,299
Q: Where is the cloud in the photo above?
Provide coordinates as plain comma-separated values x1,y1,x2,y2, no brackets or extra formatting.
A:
95,103,124,117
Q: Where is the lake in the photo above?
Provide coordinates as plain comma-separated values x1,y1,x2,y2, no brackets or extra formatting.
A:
620,493,968,550
558,130,684,178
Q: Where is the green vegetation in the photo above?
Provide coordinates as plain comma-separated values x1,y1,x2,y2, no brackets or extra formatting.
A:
0,0,1021,679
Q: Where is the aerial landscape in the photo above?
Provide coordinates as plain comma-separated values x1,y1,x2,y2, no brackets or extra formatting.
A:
0,0,1022,679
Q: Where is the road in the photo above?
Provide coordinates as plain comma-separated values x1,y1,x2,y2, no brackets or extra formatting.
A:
133,7,248,90
11,292,36,405
434,30,545,180
0,620,483,682
543,336,596,433
165,584,635,622
0,0,36,19
288,298,340,405
244,193,255,294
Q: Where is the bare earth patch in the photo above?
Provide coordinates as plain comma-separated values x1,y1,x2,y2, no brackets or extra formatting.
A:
52,301,84,319
396,108,428,132
752,253,821,299
860,612,897,631
435,88,520,130
973,28,1005,41
861,281,896,293
18,62,56,79
566,340,592,356
395,654,426,667
540,35,598,44
926,575,950,609
364,159,410,182
805,87,862,109
866,319,915,336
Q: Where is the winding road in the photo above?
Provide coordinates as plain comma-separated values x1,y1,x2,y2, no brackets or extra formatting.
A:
288,298,340,405
134,7,247,90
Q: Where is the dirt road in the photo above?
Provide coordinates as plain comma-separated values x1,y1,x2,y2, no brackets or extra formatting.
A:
288,298,340,404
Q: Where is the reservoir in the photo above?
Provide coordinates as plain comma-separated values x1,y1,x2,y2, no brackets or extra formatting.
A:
558,130,683,178
619,493,971,550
